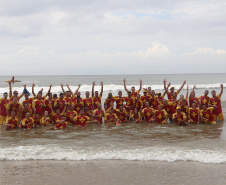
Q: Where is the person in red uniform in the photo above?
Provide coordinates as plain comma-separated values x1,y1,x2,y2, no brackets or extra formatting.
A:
172,107,187,125
123,78,142,99
209,84,224,121
141,102,154,123
73,108,90,126
104,108,118,124
22,92,35,111
162,99,176,123
189,86,199,108
199,90,210,109
83,91,93,111
50,115,67,129
141,90,150,108
115,91,125,109
5,110,19,130
0,92,9,124
61,84,73,107
155,92,166,109
54,93,66,113
33,112,41,127
32,92,46,117
135,94,143,112
44,92,54,119
74,96,84,114
200,104,216,124
124,91,135,114
84,105,92,123
66,104,77,124
6,96,21,118
93,103,105,124
72,83,81,102
178,85,189,107
20,112,34,129
188,102,200,124
105,103,117,114
104,92,115,110
92,81,103,110
20,103,33,119
116,105,128,123
8,82,25,101
32,84,52,100
129,108,142,123
41,111,51,126
50,102,67,124
180,100,189,119
153,104,167,124
163,79,186,100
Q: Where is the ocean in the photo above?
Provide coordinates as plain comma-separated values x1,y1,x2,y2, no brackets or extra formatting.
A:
0,74,226,185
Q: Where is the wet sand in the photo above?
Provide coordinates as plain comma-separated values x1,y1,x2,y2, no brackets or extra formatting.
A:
0,160,226,185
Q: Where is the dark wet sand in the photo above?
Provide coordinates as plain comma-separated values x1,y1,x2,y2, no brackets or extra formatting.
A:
0,160,226,185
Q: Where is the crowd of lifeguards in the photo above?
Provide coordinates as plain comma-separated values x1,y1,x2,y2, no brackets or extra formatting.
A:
0,78,224,130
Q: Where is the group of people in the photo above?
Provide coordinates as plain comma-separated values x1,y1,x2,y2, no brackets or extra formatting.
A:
0,78,224,130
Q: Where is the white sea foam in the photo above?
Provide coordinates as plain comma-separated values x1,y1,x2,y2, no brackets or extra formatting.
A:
0,145,225,163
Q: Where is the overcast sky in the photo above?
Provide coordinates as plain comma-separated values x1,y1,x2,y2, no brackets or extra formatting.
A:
0,0,226,75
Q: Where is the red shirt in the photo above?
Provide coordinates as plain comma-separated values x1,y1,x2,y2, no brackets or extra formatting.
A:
189,108,199,123
6,117,18,128
210,95,222,115
54,99,65,113
73,115,90,126
104,97,115,110
116,109,127,123
93,109,104,123
66,110,77,124
155,110,166,123
0,98,9,116
142,108,153,122
33,99,45,116
200,107,215,122
74,101,84,114
115,96,124,109
92,96,102,110
56,122,67,129
6,101,21,116
83,98,93,111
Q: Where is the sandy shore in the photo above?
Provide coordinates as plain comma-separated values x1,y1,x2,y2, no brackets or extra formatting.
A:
0,160,226,185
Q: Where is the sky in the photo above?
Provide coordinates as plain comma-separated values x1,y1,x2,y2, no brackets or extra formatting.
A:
0,0,226,75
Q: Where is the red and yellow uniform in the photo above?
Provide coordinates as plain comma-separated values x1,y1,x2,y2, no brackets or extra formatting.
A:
66,110,77,124
189,97,199,108
168,99,178,110
199,96,210,108
0,98,9,124
126,90,141,99
124,96,135,113
64,97,73,107
142,108,154,122
149,97,157,109
41,117,51,126
74,101,84,114
181,105,189,117
83,98,93,111
104,97,115,110
10,94,23,102
115,96,124,109
22,97,35,110
52,112,63,124
162,102,176,117
33,117,41,126
73,115,90,126
154,110,167,123
200,107,216,124
92,95,102,110
84,110,92,123
93,109,104,123
33,99,45,116
104,114,117,123
141,95,150,108
21,108,33,119
135,99,143,111
172,112,186,125
6,117,19,129
116,109,128,123
188,108,200,123
56,121,67,129
178,98,188,107
167,91,179,100
155,95,164,109
73,96,83,103
130,112,141,122
21,117,34,129
44,99,54,115
6,101,21,116
54,99,66,113
105,107,117,114
210,94,224,121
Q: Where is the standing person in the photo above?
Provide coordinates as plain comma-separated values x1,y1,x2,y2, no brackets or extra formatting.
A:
0,92,9,124
8,82,25,101
141,102,154,123
83,91,93,111
6,96,21,118
74,96,84,114
32,92,46,117
73,108,90,126
61,84,73,107
163,79,186,100
92,81,103,110
153,104,167,124
189,86,199,108
188,102,200,124
200,104,216,124
209,84,224,121
84,105,92,123
22,92,35,112
104,92,115,110
162,99,176,122
115,91,125,109
44,93,54,118
141,90,150,109
20,103,33,119
124,91,135,114
123,78,142,99
135,94,143,112
66,104,77,125
172,107,187,125
93,103,105,124
178,85,189,106
54,93,66,113
130,108,142,123
32,84,52,100
199,90,210,109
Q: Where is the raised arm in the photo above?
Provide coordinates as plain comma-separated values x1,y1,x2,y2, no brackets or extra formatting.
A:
123,78,129,92
138,80,142,92
186,85,189,99
163,79,168,93
177,80,186,94
74,84,81,95
9,82,12,98
19,85,26,98
44,85,52,98
61,84,66,95
66,84,73,95
32,84,36,97
92,81,95,97
219,84,223,97
189,86,196,99
100,81,103,97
